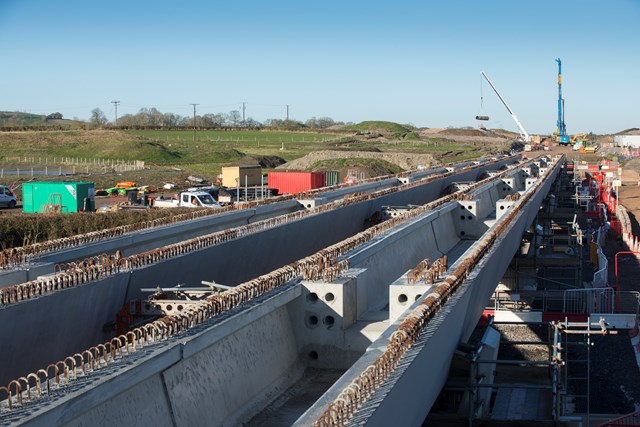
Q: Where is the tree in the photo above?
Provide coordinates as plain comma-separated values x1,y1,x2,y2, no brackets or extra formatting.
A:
264,118,285,127
244,117,262,127
227,110,241,127
306,116,335,129
201,113,226,127
46,112,63,121
90,108,108,126
162,112,183,127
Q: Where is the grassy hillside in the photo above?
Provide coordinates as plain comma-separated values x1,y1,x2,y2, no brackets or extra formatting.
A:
0,111,47,126
0,111,84,128
343,121,411,134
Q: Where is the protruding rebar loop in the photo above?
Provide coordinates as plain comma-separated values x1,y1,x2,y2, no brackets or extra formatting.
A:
312,156,557,425
0,156,521,271
0,155,544,413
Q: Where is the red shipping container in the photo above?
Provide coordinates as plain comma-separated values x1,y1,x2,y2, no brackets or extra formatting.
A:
268,171,326,194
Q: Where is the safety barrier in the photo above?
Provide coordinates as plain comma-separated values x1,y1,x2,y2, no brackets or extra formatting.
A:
563,287,615,314
0,154,532,413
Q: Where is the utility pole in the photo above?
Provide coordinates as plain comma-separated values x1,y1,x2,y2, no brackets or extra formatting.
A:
190,103,199,142
242,102,246,125
111,100,120,126
286,105,289,124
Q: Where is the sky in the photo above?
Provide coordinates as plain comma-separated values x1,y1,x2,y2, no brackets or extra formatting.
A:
0,0,638,134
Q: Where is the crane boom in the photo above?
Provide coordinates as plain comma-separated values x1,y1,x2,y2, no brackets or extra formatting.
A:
555,58,569,144
480,71,531,142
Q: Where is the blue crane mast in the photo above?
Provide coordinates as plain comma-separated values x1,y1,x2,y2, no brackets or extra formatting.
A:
556,58,570,145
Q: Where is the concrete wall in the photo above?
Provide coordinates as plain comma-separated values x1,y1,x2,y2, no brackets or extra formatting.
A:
295,157,562,426
0,200,304,288
20,285,303,427
0,157,521,392
0,273,130,387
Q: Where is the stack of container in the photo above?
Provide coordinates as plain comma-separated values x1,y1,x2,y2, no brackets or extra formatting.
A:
267,171,325,194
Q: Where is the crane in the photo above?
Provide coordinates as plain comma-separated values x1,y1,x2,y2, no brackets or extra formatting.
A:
555,58,570,145
480,71,531,142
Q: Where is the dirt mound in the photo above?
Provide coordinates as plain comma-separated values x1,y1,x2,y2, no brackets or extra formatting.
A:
331,146,382,153
278,150,436,171
437,128,486,137
616,128,640,135
233,155,286,169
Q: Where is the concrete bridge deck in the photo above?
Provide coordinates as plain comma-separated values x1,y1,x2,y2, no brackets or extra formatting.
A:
0,154,565,426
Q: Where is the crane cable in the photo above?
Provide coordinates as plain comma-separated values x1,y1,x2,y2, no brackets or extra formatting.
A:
480,73,484,110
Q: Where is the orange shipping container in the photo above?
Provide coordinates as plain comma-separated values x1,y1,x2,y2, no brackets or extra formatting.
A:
267,171,325,194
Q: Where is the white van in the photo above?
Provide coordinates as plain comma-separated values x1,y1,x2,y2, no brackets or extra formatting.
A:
0,185,17,208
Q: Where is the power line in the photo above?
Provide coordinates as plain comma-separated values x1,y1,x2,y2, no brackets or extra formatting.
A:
190,103,199,142
111,100,120,124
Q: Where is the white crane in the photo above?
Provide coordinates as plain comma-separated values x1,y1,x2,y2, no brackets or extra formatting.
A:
480,71,531,142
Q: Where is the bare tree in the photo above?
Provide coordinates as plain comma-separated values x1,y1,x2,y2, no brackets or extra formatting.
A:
90,108,108,126
227,110,241,127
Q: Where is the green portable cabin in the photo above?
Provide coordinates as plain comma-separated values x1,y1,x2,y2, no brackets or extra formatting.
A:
22,182,95,213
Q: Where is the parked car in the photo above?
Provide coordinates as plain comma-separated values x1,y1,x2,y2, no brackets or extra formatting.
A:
0,185,17,208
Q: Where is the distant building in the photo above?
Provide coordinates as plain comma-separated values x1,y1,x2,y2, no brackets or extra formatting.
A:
614,135,640,148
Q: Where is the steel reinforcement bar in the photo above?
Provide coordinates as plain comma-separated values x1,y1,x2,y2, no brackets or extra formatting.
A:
311,155,563,427
0,156,525,307
0,156,533,413
0,156,516,270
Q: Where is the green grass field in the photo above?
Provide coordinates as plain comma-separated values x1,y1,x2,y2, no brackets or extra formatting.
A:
0,126,510,192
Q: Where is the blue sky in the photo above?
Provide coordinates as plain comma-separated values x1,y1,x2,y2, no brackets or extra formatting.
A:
1,0,638,134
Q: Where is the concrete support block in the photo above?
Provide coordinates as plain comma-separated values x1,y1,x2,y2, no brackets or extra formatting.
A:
289,275,362,369
301,276,357,330
456,200,486,239
496,199,516,220
522,163,539,178
389,276,434,324
525,177,538,191
499,178,516,198
297,198,326,209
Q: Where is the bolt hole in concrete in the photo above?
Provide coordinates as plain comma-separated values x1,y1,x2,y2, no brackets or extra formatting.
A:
467,215,472,220
415,294,422,301
166,304,173,312
398,294,408,304
307,292,319,303
324,292,335,302
309,351,319,360
308,315,319,326
460,231,466,236
460,215,466,220
324,316,335,327
500,205,505,210
467,205,473,210
306,204,311,208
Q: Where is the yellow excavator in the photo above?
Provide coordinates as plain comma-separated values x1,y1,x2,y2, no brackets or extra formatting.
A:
571,133,597,152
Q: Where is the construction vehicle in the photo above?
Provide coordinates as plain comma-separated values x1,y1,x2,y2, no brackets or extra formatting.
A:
153,191,221,209
480,71,532,149
555,58,570,145
571,133,591,152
